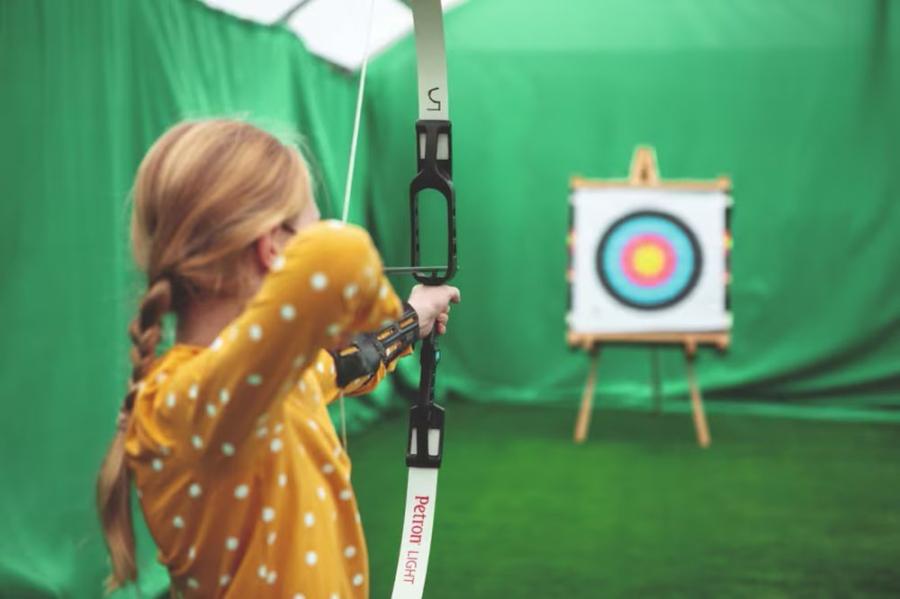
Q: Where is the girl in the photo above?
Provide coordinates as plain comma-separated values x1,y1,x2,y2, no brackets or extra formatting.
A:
96,119,460,597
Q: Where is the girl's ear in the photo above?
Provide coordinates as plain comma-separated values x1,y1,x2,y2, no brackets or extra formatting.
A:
253,226,281,273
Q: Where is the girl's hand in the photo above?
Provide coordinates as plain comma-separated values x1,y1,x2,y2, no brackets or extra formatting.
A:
407,284,461,338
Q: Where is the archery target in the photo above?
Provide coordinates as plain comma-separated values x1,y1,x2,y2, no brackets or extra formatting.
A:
568,187,732,335
597,211,702,310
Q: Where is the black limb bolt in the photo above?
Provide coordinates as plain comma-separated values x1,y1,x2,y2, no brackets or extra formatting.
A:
410,119,457,286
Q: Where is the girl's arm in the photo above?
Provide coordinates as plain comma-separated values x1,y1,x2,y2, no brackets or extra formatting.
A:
161,222,403,457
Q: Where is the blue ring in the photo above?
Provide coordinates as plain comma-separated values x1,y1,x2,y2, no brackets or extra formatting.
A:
595,211,702,310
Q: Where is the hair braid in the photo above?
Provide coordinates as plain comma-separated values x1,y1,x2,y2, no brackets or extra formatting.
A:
96,277,172,592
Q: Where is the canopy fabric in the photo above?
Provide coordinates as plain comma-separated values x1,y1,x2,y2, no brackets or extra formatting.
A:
202,0,466,70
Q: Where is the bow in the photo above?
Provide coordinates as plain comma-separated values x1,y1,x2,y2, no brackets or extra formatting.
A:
339,2,457,597
387,2,456,597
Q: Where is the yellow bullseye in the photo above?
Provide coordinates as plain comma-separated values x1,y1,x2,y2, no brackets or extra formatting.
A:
632,244,665,277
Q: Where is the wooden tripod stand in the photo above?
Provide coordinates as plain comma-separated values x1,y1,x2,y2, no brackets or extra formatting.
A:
570,333,728,448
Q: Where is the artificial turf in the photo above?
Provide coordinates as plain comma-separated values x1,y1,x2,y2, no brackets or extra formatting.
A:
351,402,900,598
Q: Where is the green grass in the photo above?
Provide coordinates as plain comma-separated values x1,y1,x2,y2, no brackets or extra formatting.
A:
351,402,900,598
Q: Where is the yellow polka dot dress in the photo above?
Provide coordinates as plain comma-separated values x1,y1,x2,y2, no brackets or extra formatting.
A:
125,222,405,597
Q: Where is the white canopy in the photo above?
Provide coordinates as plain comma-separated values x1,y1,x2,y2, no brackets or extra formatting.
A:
201,0,464,71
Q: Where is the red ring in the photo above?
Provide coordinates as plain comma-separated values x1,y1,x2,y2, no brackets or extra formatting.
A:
620,234,676,287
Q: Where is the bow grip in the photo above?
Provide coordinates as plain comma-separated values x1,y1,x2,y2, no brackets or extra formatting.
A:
410,119,457,285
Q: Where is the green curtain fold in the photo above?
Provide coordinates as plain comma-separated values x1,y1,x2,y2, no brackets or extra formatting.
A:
1,1,362,595
367,0,900,417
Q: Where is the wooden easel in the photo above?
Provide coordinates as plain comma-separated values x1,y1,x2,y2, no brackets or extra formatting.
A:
569,147,731,448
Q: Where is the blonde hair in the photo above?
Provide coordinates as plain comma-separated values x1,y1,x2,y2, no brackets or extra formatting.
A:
96,119,312,591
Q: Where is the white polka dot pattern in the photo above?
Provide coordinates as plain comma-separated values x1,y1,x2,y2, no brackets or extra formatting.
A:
310,272,328,290
130,224,404,595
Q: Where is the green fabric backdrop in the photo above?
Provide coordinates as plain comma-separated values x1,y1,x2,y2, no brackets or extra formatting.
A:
1,0,898,596
0,1,364,595
367,0,900,418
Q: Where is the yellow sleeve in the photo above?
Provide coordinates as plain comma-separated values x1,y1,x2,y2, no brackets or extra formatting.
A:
166,221,403,457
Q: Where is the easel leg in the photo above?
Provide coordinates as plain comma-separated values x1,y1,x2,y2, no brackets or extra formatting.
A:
650,348,663,414
683,348,711,448
574,347,601,444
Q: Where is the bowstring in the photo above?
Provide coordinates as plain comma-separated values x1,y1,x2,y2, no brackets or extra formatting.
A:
338,0,377,451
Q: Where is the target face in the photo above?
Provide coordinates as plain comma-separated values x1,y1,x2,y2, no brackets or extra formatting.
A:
596,211,702,310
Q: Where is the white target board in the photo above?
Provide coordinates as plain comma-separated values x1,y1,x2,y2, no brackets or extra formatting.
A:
568,186,733,336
